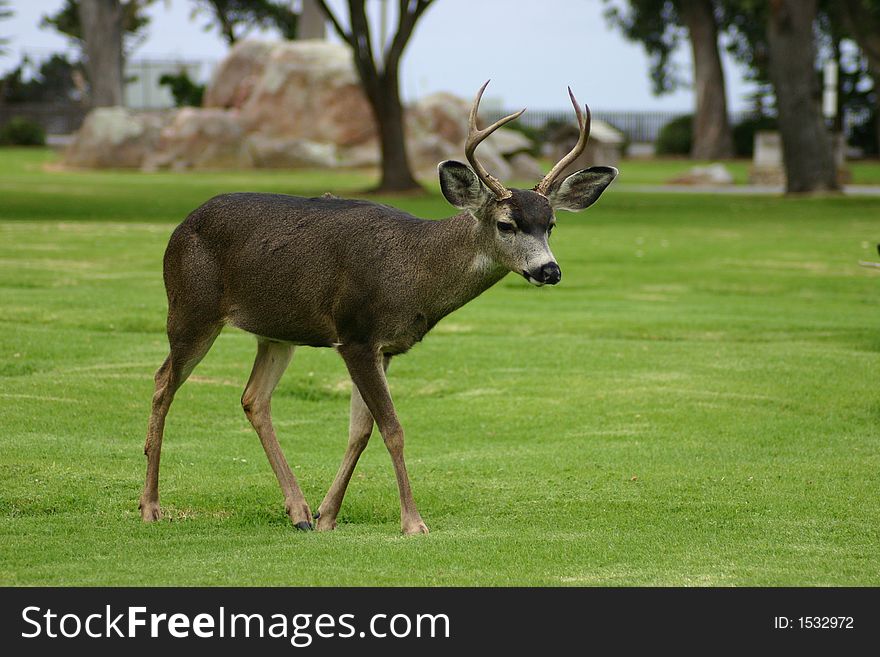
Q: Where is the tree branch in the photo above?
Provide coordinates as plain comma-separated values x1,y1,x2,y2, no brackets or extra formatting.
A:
348,0,378,74
313,0,355,48
383,0,432,75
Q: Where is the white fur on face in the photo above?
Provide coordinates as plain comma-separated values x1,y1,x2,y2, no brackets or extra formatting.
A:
489,206,556,283
519,233,556,274
470,252,495,273
522,271,545,286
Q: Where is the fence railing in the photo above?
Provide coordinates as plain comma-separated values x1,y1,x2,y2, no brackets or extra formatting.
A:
488,107,872,143
486,108,756,142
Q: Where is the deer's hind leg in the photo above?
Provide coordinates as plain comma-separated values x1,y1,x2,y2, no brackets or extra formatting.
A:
140,322,221,521
140,226,224,522
241,339,313,530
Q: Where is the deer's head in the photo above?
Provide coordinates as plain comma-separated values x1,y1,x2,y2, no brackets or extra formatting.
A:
439,81,618,286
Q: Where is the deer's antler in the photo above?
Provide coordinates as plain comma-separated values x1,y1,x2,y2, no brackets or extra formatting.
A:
465,80,525,200
534,87,592,196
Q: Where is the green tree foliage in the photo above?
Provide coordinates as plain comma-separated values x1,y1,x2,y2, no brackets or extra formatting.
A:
0,116,46,145
716,0,768,82
189,0,300,44
655,114,692,154
0,54,82,104
723,0,879,153
603,0,685,95
159,70,205,107
41,0,152,55
0,0,12,57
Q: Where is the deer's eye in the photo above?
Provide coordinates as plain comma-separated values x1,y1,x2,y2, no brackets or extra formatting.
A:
497,222,516,234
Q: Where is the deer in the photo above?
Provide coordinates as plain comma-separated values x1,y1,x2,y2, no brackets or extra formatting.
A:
138,81,618,535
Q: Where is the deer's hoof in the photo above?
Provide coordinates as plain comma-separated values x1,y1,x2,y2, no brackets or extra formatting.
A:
402,519,429,535
285,500,313,529
315,516,337,532
139,501,161,522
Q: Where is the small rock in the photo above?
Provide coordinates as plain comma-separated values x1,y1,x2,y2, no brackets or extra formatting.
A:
670,163,734,185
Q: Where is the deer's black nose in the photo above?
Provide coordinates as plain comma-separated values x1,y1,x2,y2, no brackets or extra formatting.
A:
539,262,561,285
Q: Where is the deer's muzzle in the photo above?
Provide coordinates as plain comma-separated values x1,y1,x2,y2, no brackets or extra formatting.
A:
523,262,561,286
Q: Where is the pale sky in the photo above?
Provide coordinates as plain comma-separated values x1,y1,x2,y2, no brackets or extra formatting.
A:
0,0,759,112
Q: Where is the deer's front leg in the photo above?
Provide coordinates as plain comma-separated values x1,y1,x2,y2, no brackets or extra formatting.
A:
337,345,428,535
316,356,390,532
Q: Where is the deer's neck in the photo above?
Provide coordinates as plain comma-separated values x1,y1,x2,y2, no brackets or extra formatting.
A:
415,213,507,322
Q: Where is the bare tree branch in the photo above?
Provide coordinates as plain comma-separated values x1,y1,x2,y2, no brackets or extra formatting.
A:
313,0,355,48
384,0,432,74
347,0,378,86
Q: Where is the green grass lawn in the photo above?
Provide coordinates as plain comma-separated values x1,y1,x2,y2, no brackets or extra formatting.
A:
1,147,879,585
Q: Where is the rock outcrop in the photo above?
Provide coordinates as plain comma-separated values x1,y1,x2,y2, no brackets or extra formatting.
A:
64,39,542,179
63,107,170,169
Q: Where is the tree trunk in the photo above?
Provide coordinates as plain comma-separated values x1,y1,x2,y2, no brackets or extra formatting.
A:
372,71,420,192
678,0,733,160
316,0,427,193
766,0,838,193
838,0,880,156
299,0,326,39
78,0,124,107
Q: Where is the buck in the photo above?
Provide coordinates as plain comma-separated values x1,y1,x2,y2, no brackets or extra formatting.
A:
139,82,618,534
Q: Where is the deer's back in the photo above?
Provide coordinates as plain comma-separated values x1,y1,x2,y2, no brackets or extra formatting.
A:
167,192,449,351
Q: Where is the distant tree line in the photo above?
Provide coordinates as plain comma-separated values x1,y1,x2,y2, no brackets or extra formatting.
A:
5,1,876,194
606,0,880,192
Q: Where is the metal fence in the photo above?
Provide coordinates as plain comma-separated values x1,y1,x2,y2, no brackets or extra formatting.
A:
124,58,213,109
488,107,874,143
486,108,754,143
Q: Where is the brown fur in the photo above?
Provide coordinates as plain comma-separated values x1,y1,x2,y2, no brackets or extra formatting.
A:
138,85,617,535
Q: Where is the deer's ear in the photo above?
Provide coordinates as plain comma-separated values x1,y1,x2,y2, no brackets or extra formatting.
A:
547,166,618,212
438,160,490,210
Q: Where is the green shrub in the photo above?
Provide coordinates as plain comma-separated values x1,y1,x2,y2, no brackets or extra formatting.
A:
848,110,878,157
0,116,46,146
655,114,692,155
732,116,778,157
159,70,205,108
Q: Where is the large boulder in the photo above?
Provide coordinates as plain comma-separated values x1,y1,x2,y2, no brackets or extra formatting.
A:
485,128,532,157
243,133,337,169
142,107,245,170
407,92,469,144
237,40,376,147
508,152,544,181
203,40,273,109
403,92,513,179
63,107,170,168
334,91,520,178
63,40,536,177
